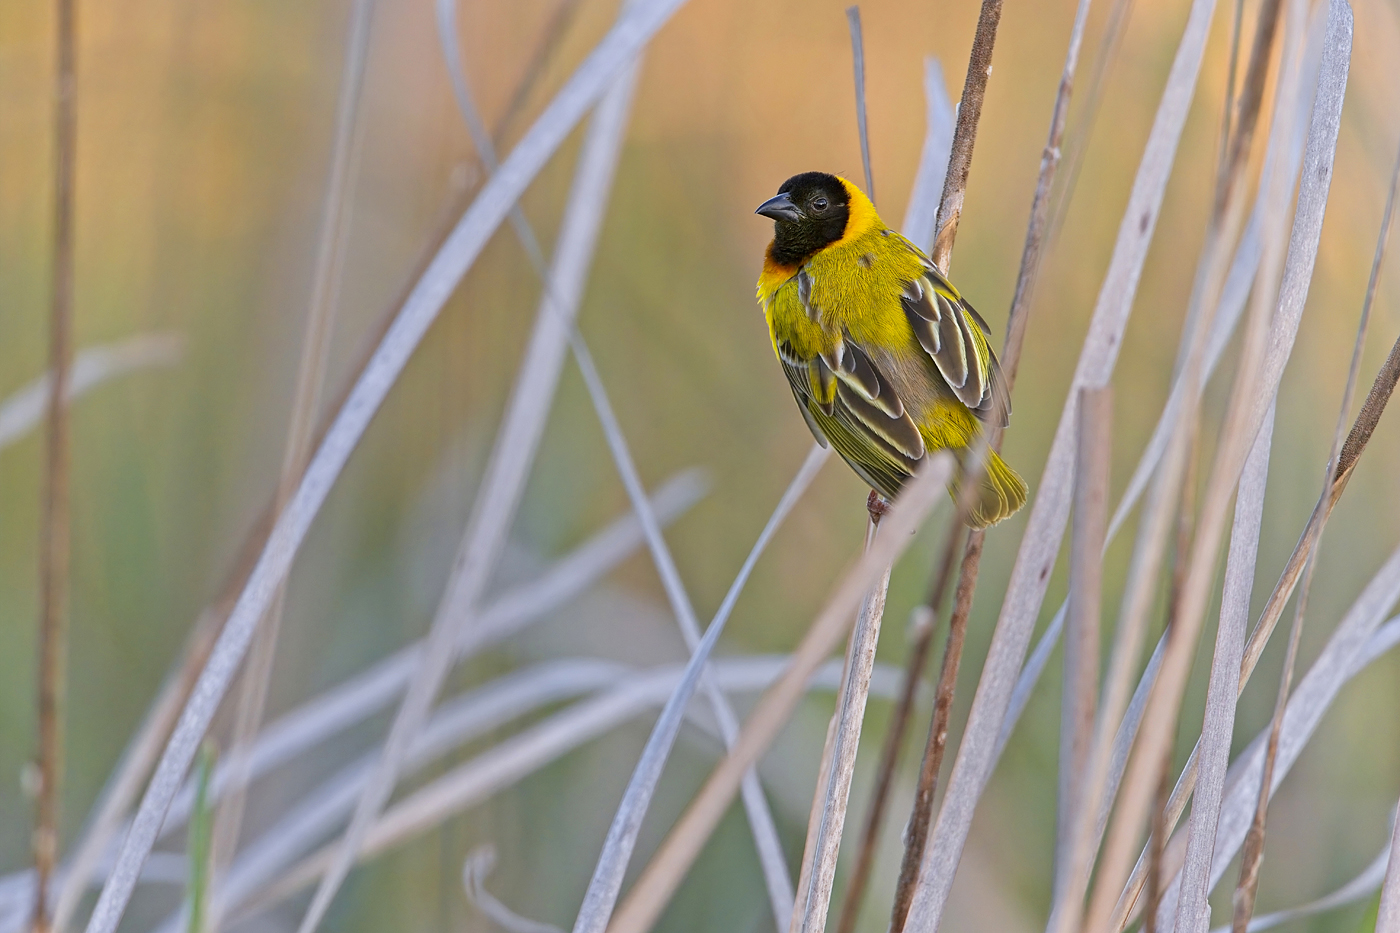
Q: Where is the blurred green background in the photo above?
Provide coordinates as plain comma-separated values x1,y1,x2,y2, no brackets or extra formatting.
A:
2,0,1400,929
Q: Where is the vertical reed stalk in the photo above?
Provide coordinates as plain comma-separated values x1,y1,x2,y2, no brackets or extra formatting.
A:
33,0,78,927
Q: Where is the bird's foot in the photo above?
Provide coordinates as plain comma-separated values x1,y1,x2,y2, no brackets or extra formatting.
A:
866,490,892,525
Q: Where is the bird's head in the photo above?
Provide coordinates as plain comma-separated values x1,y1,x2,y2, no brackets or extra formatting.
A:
756,172,861,266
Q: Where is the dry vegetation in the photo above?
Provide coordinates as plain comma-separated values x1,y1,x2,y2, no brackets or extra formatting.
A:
3,0,1400,932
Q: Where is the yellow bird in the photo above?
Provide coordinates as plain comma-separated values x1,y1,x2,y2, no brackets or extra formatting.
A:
755,172,1026,527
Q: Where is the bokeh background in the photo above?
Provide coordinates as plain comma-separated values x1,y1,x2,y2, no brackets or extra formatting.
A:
3,0,1400,929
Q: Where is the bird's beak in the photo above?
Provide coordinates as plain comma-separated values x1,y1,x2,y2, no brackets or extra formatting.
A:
755,192,803,223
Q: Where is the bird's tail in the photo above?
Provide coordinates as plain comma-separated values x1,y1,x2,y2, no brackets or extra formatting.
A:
952,449,1028,529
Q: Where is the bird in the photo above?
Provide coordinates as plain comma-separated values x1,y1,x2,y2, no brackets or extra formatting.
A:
754,171,1027,527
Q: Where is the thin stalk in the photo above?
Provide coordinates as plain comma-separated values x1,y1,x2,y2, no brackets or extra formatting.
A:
221,654,918,929
605,456,954,933
1085,6,1351,928
931,0,1003,274
843,0,1039,923
846,6,874,204
792,509,889,933
903,0,1220,922
208,0,376,918
81,3,693,930
51,17,575,924
1233,125,1400,933
33,0,77,926
290,24,651,932
1058,386,1112,894
0,334,182,452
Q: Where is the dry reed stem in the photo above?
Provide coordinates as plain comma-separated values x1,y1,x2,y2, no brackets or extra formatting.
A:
784,15,898,932
1173,542,1400,928
1058,386,1111,890
571,447,826,933
209,0,376,917
900,59,955,255
292,37,650,933
903,0,1220,922
1172,405,1275,933
200,656,906,930
886,5,1097,914
1094,11,1330,925
32,0,78,926
1085,6,1351,928
1043,0,1135,248
1124,316,1398,930
232,579,942,928
930,0,1002,275
1231,99,1391,932
1380,808,1400,932
439,5,794,917
464,846,565,933
846,7,874,203
80,3,691,930
50,194,464,932
49,28,568,917
847,0,1031,924
834,60,957,933
792,515,890,933
605,456,953,933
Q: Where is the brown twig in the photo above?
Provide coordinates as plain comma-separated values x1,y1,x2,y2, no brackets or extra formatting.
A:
930,0,1003,276
32,0,78,928
847,0,1092,927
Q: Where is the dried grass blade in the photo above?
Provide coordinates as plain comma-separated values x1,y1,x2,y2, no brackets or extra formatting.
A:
903,0,1220,923
569,445,826,933
846,6,874,203
901,58,955,255
1201,543,1400,897
209,0,376,914
830,59,960,922
1232,115,1393,933
1173,403,1275,933
1379,808,1400,933
465,847,566,933
218,656,909,927
439,8,794,915
1057,387,1111,890
291,39,648,933
1083,5,1351,928
79,2,690,929
145,475,704,848
0,334,183,452
606,456,954,933
793,522,890,933
1206,818,1393,933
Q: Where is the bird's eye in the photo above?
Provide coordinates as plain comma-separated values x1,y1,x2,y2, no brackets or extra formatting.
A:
812,197,829,212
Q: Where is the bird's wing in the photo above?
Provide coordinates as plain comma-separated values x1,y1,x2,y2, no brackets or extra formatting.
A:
775,336,925,496
898,249,1011,428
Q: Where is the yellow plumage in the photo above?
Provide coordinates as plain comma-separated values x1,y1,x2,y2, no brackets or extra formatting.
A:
755,173,1026,527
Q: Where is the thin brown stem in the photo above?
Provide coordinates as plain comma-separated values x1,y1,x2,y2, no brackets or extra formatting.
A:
881,525,971,933
930,0,1003,274
847,0,1089,925
33,0,77,928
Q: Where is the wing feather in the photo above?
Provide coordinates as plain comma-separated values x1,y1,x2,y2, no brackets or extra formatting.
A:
897,244,1012,427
